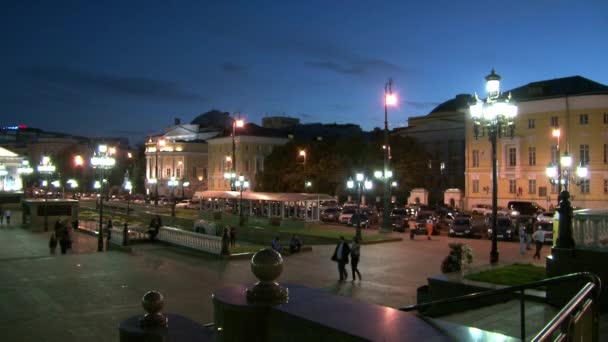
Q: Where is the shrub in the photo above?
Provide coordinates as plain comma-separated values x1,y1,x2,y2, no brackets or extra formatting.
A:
441,242,474,273
212,211,222,220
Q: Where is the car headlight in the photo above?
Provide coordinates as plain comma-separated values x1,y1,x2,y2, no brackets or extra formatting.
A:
488,229,493,234
506,229,511,234
449,229,454,233
465,230,470,233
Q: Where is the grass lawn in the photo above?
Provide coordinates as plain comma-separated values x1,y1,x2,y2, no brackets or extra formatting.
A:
465,263,547,286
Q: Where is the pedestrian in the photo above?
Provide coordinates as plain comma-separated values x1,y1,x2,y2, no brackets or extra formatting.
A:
107,219,113,240
519,221,527,255
0,206,4,225
532,226,545,259
525,219,533,251
409,219,416,240
49,233,58,254
148,217,159,241
59,227,69,254
271,236,283,253
426,218,434,240
220,228,230,255
331,236,351,281
5,209,11,225
350,236,362,281
289,234,301,253
229,226,236,248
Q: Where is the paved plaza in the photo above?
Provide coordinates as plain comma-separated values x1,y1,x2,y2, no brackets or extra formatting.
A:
0,215,560,341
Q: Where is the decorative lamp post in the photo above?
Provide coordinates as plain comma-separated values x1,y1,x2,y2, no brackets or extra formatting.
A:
304,180,312,190
168,177,179,217
17,160,34,194
235,175,250,224
37,156,56,232
181,181,190,198
299,150,307,167
231,118,245,191
383,79,397,234
153,139,165,206
91,144,116,252
469,69,518,264
347,173,373,240
374,169,393,232
124,172,133,224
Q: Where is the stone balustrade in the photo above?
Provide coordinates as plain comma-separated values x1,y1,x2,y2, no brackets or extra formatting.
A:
157,226,222,255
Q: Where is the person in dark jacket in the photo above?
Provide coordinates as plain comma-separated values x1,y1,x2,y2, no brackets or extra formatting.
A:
331,236,351,281
49,233,58,254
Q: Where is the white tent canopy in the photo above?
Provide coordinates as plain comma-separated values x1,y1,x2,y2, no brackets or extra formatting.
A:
193,191,336,221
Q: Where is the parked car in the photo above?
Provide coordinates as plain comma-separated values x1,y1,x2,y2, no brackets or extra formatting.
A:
507,201,544,217
186,199,201,209
486,216,516,241
348,213,370,229
338,208,356,224
175,200,190,208
537,211,555,223
448,216,476,238
414,211,440,235
321,207,341,222
471,204,492,215
390,208,410,231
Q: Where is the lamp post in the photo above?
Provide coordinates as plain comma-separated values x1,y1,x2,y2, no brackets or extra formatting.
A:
91,144,116,252
168,177,179,217
17,160,34,195
383,79,397,233
374,169,393,232
123,171,132,224
37,156,56,232
469,69,518,264
304,180,312,190
235,175,250,224
154,139,165,206
181,181,190,198
298,150,307,167
347,173,373,240
231,118,244,191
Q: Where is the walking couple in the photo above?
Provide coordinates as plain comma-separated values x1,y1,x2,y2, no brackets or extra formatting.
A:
331,236,362,282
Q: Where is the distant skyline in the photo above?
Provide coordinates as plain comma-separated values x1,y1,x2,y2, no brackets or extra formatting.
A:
2,0,607,144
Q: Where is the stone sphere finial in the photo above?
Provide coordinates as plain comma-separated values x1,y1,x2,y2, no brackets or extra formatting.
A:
140,290,168,329
246,248,288,304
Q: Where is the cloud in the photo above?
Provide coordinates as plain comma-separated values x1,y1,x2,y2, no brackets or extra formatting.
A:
305,57,403,77
404,100,442,109
18,65,203,101
222,62,247,74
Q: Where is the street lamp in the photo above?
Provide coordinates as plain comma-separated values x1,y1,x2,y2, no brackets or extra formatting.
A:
304,180,312,190
231,118,245,191
383,79,397,234
374,169,393,232
37,156,56,232
469,69,518,264
124,172,133,224
181,181,190,198
298,150,307,167
153,139,166,205
234,175,250,224
17,160,34,194
347,173,373,240
91,144,116,252
168,177,179,217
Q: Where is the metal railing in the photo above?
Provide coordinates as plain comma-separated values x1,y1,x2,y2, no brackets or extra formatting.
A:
157,226,222,255
400,272,601,342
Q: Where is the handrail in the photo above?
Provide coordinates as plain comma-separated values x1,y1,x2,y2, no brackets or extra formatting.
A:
399,272,600,312
532,282,597,341
400,272,601,341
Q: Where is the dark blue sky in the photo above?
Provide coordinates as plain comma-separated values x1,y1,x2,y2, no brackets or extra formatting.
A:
2,1,607,143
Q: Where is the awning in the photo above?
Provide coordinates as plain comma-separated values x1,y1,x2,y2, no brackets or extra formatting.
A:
194,190,335,202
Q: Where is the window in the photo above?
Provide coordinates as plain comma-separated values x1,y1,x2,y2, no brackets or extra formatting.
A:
580,144,590,165
192,167,197,178
539,186,547,197
604,180,608,194
509,180,517,194
508,147,517,167
580,179,590,194
166,168,171,177
604,144,607,164
551,145,558,164
176,168,181,178
604,112,608,124
528,147,536,166
528,119,535,129
528,179,536,194
579,114,588,125
551,116,559,127
551,183,559,194
472,179,479,193
245,160,250,172
472,150,479,167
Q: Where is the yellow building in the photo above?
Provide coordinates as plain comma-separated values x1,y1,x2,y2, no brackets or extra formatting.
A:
465,76,608,210
207,126,289,191
145,138,210,198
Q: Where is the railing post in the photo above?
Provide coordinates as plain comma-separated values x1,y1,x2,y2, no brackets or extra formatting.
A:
520,289,526,341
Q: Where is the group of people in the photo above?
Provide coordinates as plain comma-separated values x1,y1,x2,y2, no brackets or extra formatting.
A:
518,220,546,259
271,234,301,254
49,219,72,254
0,208,12,225
331,236,362,282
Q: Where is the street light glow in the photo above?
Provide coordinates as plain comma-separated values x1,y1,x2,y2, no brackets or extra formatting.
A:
299,150,306,157
552,128,561,138
74,155,84,166
561,154,573,168
347,180,354,189
235,119,244,128
385,93,397,106
356,173,364,181
576,164,588,178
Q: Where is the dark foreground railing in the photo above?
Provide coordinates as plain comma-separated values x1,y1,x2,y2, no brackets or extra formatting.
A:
399,272,601,342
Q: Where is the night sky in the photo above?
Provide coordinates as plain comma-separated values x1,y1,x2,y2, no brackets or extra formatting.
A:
2,1,607,144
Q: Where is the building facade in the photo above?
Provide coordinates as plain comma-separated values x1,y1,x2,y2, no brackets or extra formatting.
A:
207,133,289,191
465,76,608,210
